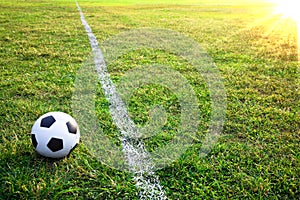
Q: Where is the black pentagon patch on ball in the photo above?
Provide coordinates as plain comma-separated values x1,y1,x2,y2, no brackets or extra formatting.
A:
41,116,56,128
31,134,38,148
47,138,63,152
66,121,77,134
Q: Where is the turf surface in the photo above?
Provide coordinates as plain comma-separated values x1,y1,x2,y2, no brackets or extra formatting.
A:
0,0,299,199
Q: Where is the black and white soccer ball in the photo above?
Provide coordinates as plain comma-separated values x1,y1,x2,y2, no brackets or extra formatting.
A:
31,112,80,158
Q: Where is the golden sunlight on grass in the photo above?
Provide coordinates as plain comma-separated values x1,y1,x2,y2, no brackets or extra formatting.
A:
272,0,300,61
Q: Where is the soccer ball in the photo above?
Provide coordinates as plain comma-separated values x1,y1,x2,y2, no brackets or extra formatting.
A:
31,112,80,158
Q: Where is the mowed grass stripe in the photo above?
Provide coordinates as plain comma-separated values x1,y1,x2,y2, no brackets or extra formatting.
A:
0,0,299,199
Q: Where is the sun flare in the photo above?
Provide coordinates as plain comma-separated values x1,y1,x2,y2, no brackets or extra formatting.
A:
273,0,300,22
271,0,300,61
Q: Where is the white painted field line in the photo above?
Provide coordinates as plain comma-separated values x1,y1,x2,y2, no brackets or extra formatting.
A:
76,2,167,199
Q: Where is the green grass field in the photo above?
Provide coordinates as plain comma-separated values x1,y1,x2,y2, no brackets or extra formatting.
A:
0,0,299,199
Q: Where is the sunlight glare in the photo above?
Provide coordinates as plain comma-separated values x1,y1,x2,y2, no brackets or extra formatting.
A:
273,0,300,22
272,0,300,61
